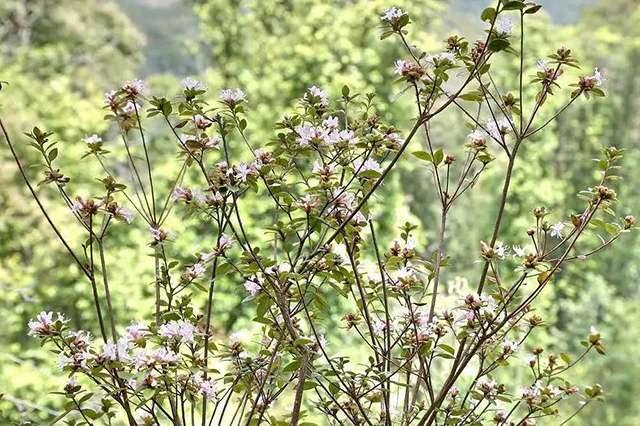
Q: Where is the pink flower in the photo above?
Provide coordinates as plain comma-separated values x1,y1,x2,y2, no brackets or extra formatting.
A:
28,311,67,337
125,322,151,342
194,114,212,129
158,319,196,343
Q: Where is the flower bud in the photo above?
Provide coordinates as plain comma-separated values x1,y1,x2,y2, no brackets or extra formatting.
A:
624,215,635,229
528,314,543,327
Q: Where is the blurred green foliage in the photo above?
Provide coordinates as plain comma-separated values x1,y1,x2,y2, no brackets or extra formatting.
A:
0,0,638,424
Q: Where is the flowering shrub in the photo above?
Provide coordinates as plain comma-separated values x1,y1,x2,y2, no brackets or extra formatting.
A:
1,1,636,425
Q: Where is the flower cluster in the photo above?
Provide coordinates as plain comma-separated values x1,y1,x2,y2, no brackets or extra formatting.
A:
11,4,627,426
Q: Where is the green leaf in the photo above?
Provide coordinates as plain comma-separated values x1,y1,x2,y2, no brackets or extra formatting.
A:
359,170,382,179
503,1,526,10
488,39,510,52
524,5,543,14
604,223,618,236
283,360,302,372
303,381,319,390
434,149,444,166
481,7,496,22
412,151,432,162
459,91,483,102
342,85,350,97
439,344,455,355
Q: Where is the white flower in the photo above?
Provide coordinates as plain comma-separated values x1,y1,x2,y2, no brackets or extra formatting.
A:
295,125,325,147
586,68,603,86
513,245,526,257
181,77,206,91
102,340,131,362
317,334,328,352
193,375,218,401
439,52,455,63
495,18,514,36
355,158,383,174
219,88,246,103
494,241,508,259
233,162,257,182
150,347,181,364
58,352,74,369
68,331,92,350
381,7,404,21
550,222,565,238
113,205,133,224
204,135,220,150
322,116,339,129
384,132,404,147
131,349,150,369
372,319,390,336
467,129,485,143
337,130,359,145
186,263,206,279
486,118,512,139
27,311,67,337
218,234,234,251
478,378,498,393
352,211,367,225
394,59,406,76
102,341,118,361
244,276,263,296
537,60,550,72
158,320,196,343
332,188,355,210
589,326,599,337
122,100,141,114
82,134,102,146
104,90,117,106
149,227,174,242
305,86,329,107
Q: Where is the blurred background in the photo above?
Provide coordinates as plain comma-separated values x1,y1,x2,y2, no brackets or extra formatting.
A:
0,0,638,424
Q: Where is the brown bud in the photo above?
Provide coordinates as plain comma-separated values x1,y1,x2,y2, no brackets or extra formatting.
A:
532,207,545,218
528,314,543,327
625,215,635,229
